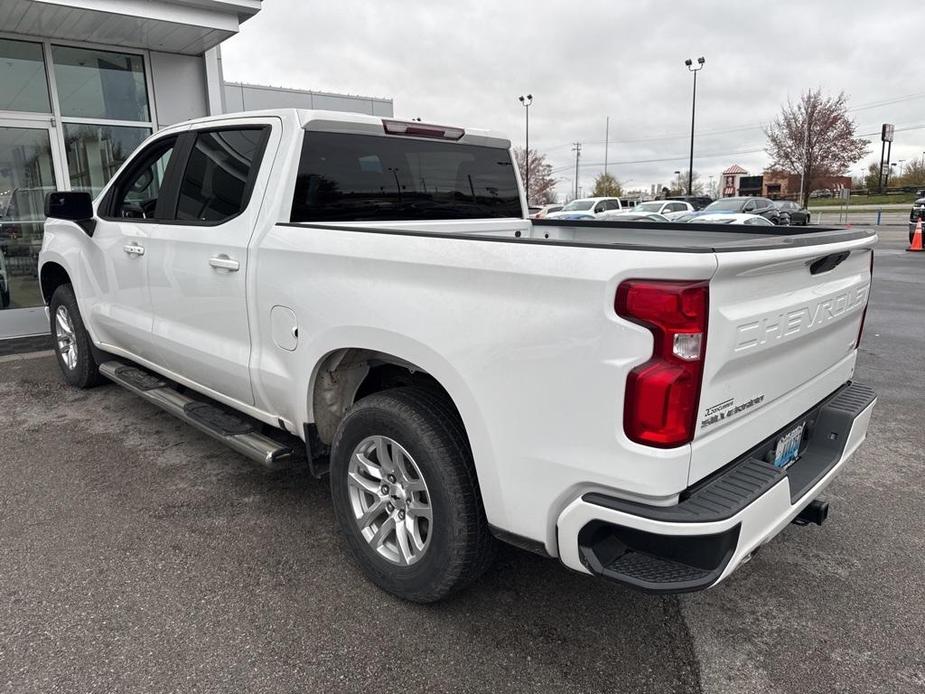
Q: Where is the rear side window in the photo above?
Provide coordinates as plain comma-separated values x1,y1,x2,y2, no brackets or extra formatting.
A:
290,132,522,222
175,127,268,223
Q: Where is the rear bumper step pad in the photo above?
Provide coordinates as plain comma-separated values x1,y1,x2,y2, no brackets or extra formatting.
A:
584,381,876,523
100,361,297,470
576,381,876,592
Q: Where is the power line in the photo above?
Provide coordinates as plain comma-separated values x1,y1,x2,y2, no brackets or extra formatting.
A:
548,123,925,175
541,91,925,152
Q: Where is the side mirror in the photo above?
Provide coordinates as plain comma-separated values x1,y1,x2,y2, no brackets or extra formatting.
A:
45,191,96,236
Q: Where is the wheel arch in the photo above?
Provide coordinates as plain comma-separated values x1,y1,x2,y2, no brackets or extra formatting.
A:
304,339,504,526
39,260,72,306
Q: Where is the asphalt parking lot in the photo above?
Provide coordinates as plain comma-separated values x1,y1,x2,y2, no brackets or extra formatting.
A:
1,227,922,694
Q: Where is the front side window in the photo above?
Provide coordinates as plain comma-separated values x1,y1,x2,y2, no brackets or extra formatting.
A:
108,136,176,219
290,132,521,222
175,128,267,223
52,46,149,121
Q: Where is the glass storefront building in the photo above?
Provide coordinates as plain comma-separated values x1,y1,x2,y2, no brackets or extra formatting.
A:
0,0,392,340
0,39,156,324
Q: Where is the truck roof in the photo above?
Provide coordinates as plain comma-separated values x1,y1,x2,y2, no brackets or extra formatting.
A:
168,108,512,149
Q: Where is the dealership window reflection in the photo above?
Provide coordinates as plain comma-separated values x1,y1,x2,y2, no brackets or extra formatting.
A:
0,38,51,113
0,128,57,311
52,46,150,122
64,124,150,195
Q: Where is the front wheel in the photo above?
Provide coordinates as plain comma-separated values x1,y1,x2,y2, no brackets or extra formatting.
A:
49,284,104,388
330,387,496,602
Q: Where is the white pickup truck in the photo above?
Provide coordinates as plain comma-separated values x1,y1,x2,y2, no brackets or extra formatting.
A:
39,109,877,602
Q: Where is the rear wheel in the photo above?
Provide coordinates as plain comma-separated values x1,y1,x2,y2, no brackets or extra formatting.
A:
330,387,496,602
49,284,104,388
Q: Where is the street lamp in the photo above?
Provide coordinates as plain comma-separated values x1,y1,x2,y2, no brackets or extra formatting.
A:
518,94,533,203
684,56,705,196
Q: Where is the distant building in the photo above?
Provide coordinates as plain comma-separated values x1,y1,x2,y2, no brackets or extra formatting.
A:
223,82,392,117
720,164,748,197
719,164,853,200
761,171,851,199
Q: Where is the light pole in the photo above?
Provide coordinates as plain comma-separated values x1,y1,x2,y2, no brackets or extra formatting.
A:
684,56,705,196
518,94,533,203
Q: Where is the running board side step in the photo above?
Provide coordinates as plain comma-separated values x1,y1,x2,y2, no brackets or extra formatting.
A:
99,361,296,470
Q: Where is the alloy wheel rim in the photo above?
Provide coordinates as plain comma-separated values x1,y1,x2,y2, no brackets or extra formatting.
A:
347,435,432,566
55,306,78,370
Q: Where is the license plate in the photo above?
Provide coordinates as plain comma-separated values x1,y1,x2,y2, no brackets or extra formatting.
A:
772,422,805,469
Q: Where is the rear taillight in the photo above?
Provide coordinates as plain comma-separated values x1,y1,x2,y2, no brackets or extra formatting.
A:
856,250,874,347
616,279,709,448
382,119,465,140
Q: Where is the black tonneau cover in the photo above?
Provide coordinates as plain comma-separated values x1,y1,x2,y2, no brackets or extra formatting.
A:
531,219,877,253
280,219,876,254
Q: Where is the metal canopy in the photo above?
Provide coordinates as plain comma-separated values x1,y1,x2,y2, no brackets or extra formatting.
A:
1,0,261,55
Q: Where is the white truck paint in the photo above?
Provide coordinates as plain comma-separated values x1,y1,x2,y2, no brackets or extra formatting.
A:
39,109,877,599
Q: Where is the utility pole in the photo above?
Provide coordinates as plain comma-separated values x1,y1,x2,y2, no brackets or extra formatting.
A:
572,142,582,199
518,94,533,204
684,56,705,196
799,115,809,206
604,116,610,176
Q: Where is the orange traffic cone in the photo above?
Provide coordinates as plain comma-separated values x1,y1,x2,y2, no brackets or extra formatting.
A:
908,218,924,252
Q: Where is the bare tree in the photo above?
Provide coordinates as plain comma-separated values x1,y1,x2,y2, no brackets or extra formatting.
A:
668,170,702,196
514,147,557,204
765,89,869,207
591,172,623,197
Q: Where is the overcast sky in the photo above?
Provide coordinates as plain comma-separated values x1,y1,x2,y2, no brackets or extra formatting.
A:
221,0,925,199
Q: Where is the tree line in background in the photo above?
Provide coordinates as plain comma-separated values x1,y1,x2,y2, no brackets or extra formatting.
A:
857,158,925,191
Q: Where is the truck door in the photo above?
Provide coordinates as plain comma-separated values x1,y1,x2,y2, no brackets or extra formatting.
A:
145,119,278,405
88,134,180,361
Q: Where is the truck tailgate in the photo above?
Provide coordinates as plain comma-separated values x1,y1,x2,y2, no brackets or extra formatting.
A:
690,231,876,483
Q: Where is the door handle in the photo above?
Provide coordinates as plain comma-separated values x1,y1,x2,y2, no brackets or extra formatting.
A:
123,244,145,256
209,255,240,271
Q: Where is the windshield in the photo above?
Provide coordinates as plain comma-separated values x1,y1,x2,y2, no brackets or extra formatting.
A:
705,199,744,212
562,200,595,211
633,201,663,212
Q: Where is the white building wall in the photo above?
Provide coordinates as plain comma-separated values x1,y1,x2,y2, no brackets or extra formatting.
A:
222,82,393,117
149,51,210,125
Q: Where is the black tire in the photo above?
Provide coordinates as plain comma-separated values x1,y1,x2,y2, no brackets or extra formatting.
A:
49,283,104,388
330,386,496,602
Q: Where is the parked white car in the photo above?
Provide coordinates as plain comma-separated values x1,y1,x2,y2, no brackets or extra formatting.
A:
40,109,877,602
693,213,776,226
546,197,622,218
630,200,694,217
